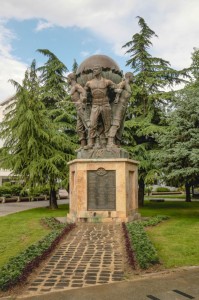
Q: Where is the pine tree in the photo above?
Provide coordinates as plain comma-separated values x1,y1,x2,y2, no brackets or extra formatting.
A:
122,17,188,206
158,49,199,201
37,49,68,108
37,49,78,204
158,87,199,201
72,59,78,73
0,60,74,209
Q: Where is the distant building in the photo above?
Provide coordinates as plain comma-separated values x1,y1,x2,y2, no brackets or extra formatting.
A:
0,96,15,185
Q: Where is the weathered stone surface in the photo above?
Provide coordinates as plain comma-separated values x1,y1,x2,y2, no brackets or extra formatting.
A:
67,159,140,223
77,148,129,159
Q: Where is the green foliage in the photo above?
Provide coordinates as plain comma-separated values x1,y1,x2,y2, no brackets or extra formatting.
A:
0,184,23,197
140,201,199,268
156,187,170,192
142,215,170,227
72,59,78,73
0,217,70,291
157,87,199,188
0,55,77,208
37,49,68,108
122,17,188,205
0,231,58,290
126,221,159,269
41,217,66,230
0,205,69,268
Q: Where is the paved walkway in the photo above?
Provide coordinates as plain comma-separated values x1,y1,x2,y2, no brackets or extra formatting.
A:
19,266,199,300
0,200,69,217
22,223,124,297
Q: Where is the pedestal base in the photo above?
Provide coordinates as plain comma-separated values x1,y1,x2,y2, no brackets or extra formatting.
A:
67,158,140,223
77,148,129,159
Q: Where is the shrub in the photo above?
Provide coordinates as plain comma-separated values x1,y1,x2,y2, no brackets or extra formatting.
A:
142,215,169,227
0,186,12,197
126,221,159,269
155,187,170,192
0,184,23,197
0,218,75,291
10,185,23,196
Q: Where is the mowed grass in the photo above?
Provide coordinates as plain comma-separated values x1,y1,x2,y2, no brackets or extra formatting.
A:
140,201,199,268
0,204,69,268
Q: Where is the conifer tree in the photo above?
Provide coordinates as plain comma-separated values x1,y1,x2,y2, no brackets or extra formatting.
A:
0,60,74,209
37,49,77,205
158,50,199,201
37,49,68,108
123,17,188,206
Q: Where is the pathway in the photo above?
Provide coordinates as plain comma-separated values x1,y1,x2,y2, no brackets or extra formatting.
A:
22,223,124,297
0,200,69,217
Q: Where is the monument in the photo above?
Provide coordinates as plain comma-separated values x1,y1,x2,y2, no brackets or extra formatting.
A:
67,54,139,222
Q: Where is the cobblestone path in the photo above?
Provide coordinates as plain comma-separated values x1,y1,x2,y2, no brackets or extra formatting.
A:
23,223,125,296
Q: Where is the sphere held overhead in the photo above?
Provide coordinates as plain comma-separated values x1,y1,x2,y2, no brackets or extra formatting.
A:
76,54,121,74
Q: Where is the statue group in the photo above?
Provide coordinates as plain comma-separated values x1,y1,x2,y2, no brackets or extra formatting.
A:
67,58,133,154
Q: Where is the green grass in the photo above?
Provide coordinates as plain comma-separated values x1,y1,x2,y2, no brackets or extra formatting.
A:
140,201,199,268
145,194,186,199
0,204,69,268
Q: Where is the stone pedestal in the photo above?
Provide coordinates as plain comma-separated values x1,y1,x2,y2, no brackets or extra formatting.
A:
67,158,140,223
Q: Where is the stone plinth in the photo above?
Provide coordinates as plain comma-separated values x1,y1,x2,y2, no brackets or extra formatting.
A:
67,158,140,223
77,148,129,159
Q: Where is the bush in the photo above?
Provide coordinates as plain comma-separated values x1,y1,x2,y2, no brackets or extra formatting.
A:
0,218,75,291
0,186,12,197
0,184,23,197
155,187,170,192
10,185,23,196
126,221,159,269
142,215,169,227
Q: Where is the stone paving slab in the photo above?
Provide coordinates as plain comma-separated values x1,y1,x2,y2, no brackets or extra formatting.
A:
22,223,124,297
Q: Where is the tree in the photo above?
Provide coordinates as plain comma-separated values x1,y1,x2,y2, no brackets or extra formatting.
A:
37,49,77,205
37,49,68,109
157,49,199,201
72,59,78,73
0,60,74,209
122,16,188,206
157,87,199,201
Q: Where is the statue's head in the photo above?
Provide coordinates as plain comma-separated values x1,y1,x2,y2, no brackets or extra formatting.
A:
67,72,76,84
125,72,134,83
93,65,102,76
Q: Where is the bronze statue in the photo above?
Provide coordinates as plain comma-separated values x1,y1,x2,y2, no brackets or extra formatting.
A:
84,65,118,149
67,73,89,150
67,55,133,157
108,72,134,147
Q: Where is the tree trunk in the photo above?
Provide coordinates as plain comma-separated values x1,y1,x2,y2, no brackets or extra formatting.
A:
49,188,58,209
138,178,145,207
185,183,191,202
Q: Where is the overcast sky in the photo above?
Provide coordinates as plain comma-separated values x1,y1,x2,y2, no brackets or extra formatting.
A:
0,0,199,101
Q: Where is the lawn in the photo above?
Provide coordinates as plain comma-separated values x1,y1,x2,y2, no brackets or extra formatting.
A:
145,194,186,199
0,204,69,268
140,201,199,268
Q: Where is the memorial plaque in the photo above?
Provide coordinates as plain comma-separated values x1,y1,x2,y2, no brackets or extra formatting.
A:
87,168,116,210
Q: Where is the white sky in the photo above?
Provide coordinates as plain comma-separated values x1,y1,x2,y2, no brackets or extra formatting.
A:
0,0,199,100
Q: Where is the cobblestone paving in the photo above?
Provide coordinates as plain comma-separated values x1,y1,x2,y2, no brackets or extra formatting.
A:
23,223,124,296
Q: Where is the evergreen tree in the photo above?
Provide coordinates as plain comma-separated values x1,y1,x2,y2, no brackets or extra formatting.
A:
0,60,74,209
122,17,188,206
37,49,77,202
158,49,199,201
37,49,68,108
72,59,78,73
157,87,199,201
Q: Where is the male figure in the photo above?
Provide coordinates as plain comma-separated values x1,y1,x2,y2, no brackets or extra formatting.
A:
67,73,88,150
107,72,134,147
84,65,117,149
